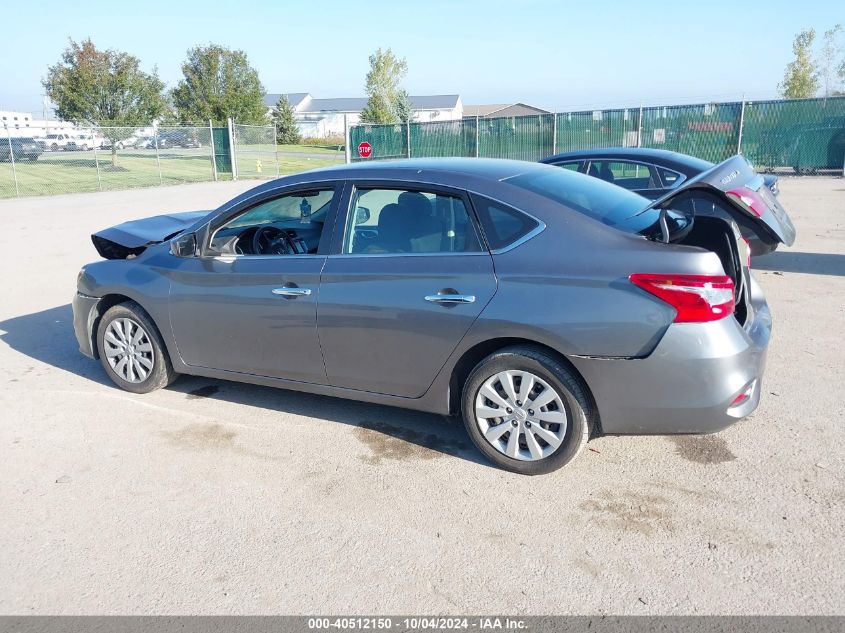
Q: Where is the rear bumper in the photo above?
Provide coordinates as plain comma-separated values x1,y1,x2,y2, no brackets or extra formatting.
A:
72,292,100,359
569,278,771,435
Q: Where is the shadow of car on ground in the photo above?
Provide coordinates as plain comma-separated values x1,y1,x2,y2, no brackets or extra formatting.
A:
753,251,845,277
0,304,484,466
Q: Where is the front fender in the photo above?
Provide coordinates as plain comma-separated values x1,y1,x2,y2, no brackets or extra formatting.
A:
75,257,179,367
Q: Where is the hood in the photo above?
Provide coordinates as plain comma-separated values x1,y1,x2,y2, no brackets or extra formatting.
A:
92,210,211,259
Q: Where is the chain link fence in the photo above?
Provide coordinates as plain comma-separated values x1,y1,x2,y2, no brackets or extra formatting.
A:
349,96,845,173
0,121,279,199
233,123,279,179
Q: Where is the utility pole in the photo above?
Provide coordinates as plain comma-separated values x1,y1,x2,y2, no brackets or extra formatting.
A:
344,115,351,164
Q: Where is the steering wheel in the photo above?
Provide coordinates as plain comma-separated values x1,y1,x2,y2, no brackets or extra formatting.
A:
252,226,291,255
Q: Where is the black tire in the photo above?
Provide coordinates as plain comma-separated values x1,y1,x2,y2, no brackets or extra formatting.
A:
461,345,592,475
96,301,176,394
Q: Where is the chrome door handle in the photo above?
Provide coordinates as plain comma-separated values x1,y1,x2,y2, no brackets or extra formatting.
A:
425,294,476,304
272,287,311,297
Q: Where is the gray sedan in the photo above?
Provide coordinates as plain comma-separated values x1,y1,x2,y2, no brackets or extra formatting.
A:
73,157,773,474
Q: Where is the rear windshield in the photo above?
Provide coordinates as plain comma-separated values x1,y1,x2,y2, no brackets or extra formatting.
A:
674,153,713,172
506,168,676,234
505,167,648,228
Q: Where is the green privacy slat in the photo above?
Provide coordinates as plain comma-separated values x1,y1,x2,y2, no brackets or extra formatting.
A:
741,97,845,171
350,124,407,161
349,96,845,172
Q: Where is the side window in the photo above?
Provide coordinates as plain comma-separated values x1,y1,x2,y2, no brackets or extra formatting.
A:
657,167,684,189
208,188,336,256
553,161,581,172
587,160,656,190
471,195,540,251
344,188,482,254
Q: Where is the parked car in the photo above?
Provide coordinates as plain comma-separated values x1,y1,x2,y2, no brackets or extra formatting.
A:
72,133,108,150
0,137,42,162
134,137,156,149
74,157,774,475
69,134,97,151
39,133,76,152
541,148,792,255
158,130,202,149
114,136,138,150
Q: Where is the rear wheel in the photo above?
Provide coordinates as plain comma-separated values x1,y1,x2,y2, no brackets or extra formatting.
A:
461,346,591,475
96,301,176,394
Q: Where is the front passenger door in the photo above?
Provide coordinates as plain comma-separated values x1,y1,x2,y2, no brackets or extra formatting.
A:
317,185,497,398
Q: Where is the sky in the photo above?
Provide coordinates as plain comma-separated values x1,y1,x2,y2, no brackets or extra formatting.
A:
1,0,843,115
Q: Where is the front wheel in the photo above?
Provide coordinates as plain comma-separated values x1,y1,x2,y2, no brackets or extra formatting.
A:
96,301,176,394
461,346,592,475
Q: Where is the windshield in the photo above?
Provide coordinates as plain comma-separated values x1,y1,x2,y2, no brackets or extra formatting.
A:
505,167,648,228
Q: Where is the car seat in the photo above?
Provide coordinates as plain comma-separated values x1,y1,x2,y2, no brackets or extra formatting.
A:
598,164,615,183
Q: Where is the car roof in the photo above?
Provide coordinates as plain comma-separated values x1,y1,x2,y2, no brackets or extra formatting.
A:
316,157,549,179
243,158,554,195
542,147,713,173
221,158,563,212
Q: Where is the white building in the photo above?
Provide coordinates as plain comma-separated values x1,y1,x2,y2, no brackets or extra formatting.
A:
0,111,76,137
265,93,463,138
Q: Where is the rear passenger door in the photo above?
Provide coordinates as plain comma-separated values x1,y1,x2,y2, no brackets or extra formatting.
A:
317,183,497,398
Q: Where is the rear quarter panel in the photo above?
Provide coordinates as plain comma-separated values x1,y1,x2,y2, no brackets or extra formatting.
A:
462,194,728,360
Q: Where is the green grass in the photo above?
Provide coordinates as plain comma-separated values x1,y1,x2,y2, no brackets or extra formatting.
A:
0,148,343,199
277,143,345,155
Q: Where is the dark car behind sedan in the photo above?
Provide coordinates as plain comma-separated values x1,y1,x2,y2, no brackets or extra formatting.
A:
0,137,42,162
541,148,791,255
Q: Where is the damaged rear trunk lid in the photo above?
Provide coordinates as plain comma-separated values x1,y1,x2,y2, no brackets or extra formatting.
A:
619,157,768,326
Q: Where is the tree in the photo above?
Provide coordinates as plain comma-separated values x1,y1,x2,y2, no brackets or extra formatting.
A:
779,29,819,98
274,94,300,144
42,38,166,164
394,89,414,123
360,93,395,124
171,44,266,125
818,24,844,97
360,48,409,124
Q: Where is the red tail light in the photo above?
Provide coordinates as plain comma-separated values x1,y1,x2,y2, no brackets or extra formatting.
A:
629,274,735,323
727,188,765,217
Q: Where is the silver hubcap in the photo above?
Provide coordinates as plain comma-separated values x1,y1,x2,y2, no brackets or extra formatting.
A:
103,318,154,383
474,370,567,461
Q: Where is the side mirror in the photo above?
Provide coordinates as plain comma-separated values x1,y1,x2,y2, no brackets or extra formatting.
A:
355,206,371,224
170,232,197,257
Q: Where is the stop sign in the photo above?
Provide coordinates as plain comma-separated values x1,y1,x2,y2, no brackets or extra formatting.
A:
357,141,373,158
